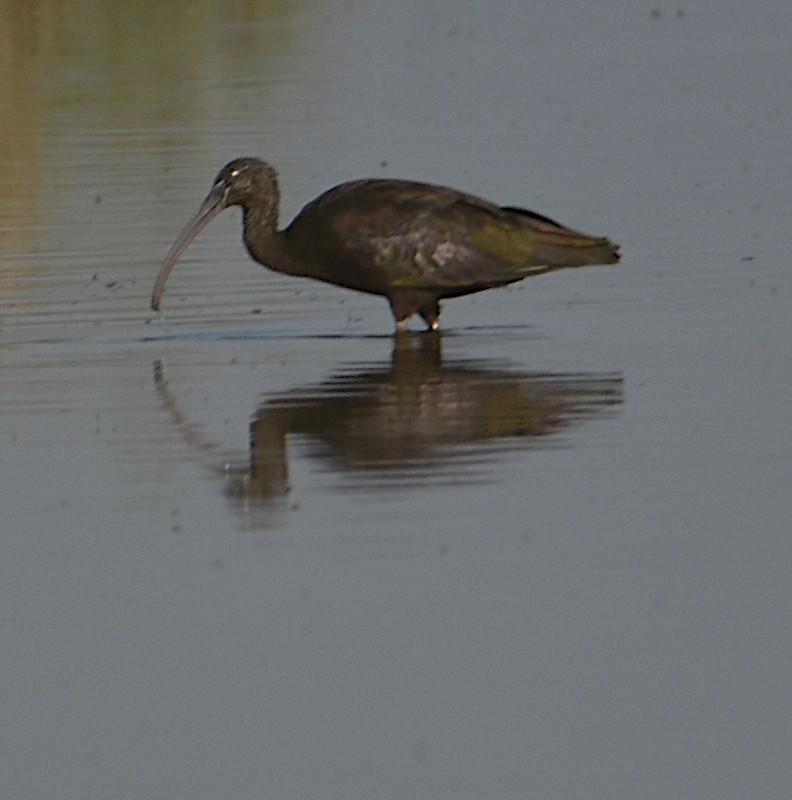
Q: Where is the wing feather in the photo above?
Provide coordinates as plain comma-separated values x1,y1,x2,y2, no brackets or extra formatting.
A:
285,179,617,294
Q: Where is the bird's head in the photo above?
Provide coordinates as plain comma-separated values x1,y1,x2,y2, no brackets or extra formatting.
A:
151,158,279,311
209,157,279,208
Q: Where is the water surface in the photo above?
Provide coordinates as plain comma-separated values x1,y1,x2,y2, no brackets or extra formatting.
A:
2,2,791,799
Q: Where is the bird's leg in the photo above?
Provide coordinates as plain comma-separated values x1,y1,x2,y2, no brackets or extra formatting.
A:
389,292,440,332
388,293,416,332
418,300,440,332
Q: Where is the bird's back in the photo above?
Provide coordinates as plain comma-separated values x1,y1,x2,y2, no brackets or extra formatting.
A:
280,178,618,297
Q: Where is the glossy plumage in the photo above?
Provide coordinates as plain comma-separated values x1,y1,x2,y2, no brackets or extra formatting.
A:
151,157,619,330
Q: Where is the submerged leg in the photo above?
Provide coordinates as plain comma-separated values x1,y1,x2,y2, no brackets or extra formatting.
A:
388,290,441,333
389,295,414,332
418,299,441,332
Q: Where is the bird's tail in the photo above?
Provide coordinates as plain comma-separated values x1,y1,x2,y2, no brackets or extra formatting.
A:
503,206,620,268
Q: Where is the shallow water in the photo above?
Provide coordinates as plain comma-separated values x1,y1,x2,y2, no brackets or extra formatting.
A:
2,2,791,798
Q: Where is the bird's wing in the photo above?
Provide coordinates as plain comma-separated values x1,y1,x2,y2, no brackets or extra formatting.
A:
289,180,617,292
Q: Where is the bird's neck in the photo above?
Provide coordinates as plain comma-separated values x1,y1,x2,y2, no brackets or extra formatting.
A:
242,203,277,258
241,203,304,277
242,200,278,239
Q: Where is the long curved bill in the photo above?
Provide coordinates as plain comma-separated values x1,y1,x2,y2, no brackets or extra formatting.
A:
151,183,227,311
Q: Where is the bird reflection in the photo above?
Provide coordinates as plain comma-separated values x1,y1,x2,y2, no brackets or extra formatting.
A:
153,334,622,504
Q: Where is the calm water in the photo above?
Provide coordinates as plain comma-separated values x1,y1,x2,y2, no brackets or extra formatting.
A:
2,2,791,798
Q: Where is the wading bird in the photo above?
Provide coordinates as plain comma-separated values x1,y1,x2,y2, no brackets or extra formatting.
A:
151,158,619,331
